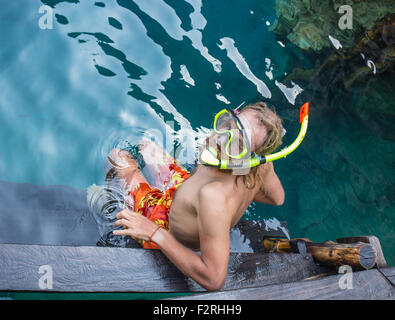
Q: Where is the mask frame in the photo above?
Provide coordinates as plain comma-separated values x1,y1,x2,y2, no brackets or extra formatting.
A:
212,109,251,160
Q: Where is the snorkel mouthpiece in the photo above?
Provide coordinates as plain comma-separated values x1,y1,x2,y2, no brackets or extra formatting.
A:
199,102,309,169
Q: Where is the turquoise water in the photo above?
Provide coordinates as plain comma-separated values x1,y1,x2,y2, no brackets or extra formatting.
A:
0,0,394,298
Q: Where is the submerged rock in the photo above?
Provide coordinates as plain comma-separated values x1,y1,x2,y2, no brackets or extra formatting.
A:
285,14,394,86
284,14,395,140
271,0,395,52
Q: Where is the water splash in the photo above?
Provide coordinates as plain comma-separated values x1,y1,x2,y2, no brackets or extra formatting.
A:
89,139,144,246
87,183,130,247
328,35,343,50
180,64,195,86
264,217,290,240
274,80,304,105
366,59,377,74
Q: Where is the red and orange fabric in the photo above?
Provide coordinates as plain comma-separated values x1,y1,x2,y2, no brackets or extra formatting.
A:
129,161,190,249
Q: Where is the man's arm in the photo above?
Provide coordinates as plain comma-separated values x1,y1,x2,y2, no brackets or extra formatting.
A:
253,162,285,205
113,184,231,291
153,185,230,290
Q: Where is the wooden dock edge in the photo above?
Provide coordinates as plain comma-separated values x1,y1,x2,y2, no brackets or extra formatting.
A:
0,243,327,293
170,267,395,300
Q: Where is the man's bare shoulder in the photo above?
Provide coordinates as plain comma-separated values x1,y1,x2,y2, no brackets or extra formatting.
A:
198,181,227,204
197,182,231,231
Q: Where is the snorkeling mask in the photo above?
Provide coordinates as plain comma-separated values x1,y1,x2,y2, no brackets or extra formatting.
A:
199,102,309,169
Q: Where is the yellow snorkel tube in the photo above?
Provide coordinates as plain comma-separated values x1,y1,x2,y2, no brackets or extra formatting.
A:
199,102,310,169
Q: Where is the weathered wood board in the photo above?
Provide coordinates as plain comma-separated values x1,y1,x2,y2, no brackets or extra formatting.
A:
0,244,328,292
379,267,395,286
0,179,289,250
0,180,99,246
171,267,395,300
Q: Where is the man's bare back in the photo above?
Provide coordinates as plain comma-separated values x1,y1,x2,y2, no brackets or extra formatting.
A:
169,164,261,250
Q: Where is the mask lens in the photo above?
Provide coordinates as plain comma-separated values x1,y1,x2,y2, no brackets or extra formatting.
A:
213,110,249,159
214,111,238,132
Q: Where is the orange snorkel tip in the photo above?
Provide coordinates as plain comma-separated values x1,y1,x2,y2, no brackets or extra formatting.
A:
299,102,309,124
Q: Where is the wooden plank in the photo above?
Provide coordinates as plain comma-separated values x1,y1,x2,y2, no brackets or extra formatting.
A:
0,244,327,292
0,180,99,246
379,267,395,286
171,267,395,300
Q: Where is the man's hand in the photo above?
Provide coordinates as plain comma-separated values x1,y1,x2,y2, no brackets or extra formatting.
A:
113,209,158,241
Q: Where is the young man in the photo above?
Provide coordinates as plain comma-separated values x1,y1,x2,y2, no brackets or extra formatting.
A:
111,102,285,291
